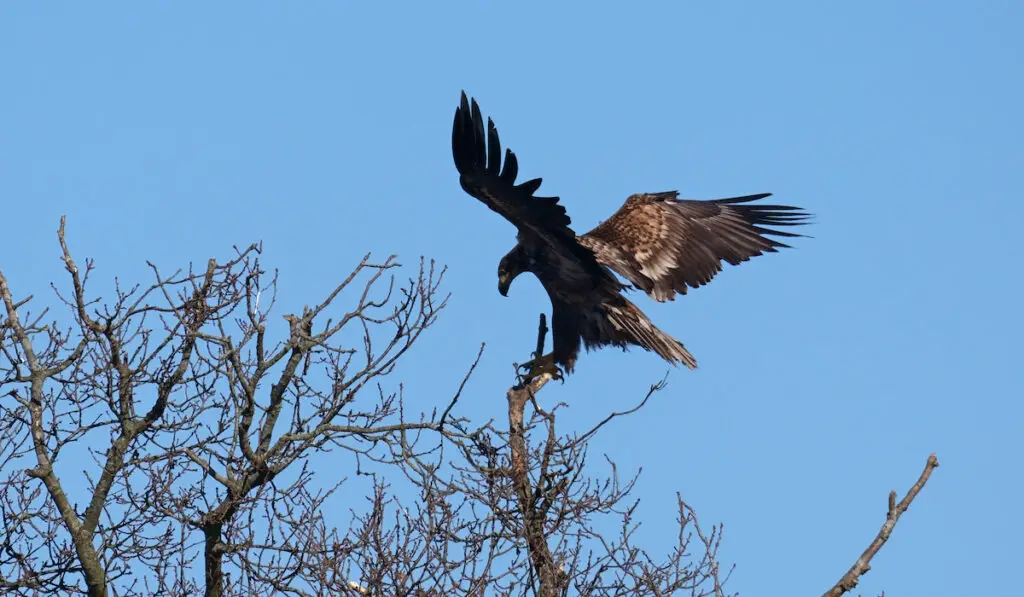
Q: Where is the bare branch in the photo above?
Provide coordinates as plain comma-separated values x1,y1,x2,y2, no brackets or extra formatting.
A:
823,453,940,597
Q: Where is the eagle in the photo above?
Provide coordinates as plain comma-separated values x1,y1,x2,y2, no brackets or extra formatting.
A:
452,92,811,379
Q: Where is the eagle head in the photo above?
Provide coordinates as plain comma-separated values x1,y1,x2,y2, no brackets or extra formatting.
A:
497,248,526,297
497,262,513,297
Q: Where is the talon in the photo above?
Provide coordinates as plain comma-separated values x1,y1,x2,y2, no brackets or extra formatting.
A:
515,353,564,384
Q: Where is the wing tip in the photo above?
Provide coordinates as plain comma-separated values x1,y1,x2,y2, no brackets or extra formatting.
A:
717,193,815,235
450,92,576,231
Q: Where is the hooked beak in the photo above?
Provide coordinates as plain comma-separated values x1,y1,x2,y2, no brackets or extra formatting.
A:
498,275,511,297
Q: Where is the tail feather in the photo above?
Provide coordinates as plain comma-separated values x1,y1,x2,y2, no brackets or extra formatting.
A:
602,299,697,369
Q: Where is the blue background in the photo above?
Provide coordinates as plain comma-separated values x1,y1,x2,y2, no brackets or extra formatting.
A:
2,2,1021,594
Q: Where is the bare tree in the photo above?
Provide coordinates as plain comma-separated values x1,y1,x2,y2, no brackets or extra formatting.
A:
1,219,458,596
1,219,938,596
391,316,732,596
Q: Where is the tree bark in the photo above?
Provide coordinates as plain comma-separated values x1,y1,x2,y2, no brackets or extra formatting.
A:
506,314,563,597
203,521,225,597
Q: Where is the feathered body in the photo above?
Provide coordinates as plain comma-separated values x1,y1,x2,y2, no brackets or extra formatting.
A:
452,92,811,373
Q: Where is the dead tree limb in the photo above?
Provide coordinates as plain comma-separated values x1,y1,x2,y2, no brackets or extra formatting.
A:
507,315,560,596
823,453,940,597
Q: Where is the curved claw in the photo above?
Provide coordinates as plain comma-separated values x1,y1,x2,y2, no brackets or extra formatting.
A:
515,353,564,384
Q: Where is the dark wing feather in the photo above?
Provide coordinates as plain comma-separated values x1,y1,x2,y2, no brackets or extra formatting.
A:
579,191,811,301
453,92,580,252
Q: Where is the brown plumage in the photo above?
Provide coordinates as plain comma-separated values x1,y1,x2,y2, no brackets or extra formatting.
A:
452,91,811,375
580,191,809,302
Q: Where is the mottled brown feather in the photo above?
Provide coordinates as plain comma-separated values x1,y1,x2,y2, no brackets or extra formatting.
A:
580,191,811,301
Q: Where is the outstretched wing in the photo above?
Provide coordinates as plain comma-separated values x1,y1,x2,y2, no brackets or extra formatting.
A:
579,191,811,301
452,92,588,259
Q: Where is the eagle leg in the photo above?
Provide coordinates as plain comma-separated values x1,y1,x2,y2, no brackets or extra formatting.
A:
515,352,564,384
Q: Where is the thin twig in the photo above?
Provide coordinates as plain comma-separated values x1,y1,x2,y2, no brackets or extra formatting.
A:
439,343,484,427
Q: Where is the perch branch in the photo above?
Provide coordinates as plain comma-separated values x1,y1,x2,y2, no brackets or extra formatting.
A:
533,313,547,360
507,314,560,596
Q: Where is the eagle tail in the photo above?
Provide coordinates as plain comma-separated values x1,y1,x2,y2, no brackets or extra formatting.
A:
604,299,698,369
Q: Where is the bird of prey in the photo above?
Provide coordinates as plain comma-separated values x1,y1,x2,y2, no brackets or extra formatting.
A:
451,91,811,379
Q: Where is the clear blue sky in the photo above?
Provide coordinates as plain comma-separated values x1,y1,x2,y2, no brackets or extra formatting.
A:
2,2,1021,595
